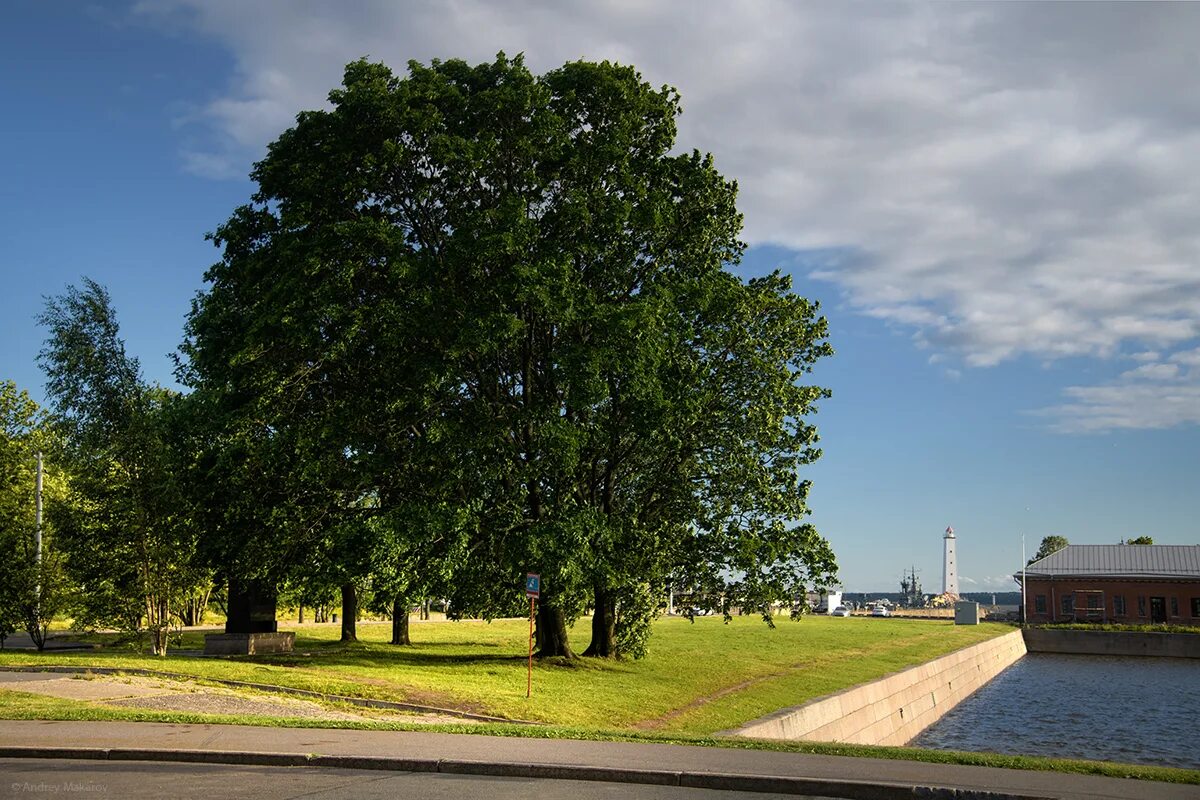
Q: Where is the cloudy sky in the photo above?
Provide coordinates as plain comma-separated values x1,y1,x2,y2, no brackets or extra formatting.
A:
3,1,1198,591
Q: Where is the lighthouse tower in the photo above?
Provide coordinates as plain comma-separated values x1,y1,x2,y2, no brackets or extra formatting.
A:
942,525,959,597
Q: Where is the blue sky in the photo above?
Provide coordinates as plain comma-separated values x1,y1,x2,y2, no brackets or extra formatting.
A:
3,2,1198,592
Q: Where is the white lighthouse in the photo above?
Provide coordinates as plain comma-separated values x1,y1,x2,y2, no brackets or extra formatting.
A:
942,525,959,597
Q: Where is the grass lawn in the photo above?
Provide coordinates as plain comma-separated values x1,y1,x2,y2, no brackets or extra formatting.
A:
0,615,1006,733
5,616,1200,784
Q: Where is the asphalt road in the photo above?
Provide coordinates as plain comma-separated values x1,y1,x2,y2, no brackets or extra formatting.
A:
0,759,834,800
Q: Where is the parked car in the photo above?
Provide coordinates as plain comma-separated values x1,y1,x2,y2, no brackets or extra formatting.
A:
870,605,891,617
831,605,851,617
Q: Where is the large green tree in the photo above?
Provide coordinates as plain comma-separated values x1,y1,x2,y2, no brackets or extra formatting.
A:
183,55,836,659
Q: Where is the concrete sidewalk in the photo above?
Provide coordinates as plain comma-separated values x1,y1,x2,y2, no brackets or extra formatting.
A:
0,721,1195,800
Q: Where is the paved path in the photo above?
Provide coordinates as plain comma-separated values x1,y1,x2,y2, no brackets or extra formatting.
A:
0,632,97,651
1,721,1197,799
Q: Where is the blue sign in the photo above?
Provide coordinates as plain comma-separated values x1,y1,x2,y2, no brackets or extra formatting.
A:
525,573,540,597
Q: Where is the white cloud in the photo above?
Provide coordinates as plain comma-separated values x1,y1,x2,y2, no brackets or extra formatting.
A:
1037,346,1200,431
1170,348,1200,367
1035,381,1200,433
1119,363,1181,382
179,150,242,180
141,1,1200,430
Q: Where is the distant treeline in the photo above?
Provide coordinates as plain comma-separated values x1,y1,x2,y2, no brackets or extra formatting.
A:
843,591,1021,606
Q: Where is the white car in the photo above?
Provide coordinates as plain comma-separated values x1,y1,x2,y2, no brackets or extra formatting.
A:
870,605,891,617
831,605,851,617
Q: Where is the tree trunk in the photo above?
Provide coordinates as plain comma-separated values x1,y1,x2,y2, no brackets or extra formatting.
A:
583,584,616,657
181,593,206,627
153,626,168,656
146,594,169,656
391,597,411,645
340,583,357,642
298,605,304,624
26,620,47,652
185,585,211,627
535,601,575,659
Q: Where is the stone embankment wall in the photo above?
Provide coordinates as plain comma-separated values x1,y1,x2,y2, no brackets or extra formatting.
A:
1023,628,1200,658
732,630,1026,747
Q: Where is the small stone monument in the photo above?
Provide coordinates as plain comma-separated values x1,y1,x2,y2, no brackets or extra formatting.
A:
204,578,295,655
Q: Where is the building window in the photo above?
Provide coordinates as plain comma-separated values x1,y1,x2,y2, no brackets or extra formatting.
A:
1035,595,1047,614
1114,595,1126,616
1192,597,1200,618
1061,595,1074,616
1138,596,1147,617
1171,597,1179,617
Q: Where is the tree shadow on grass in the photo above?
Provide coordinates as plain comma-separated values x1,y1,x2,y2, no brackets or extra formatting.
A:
255,641,616,672
258,649,530,669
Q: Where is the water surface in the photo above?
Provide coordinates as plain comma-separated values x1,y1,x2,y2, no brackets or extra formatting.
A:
913,653,1200,769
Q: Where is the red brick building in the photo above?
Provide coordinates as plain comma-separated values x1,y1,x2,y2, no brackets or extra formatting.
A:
1016,544,1200,626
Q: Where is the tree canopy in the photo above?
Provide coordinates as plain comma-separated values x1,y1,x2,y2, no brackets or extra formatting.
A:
182,54,836,658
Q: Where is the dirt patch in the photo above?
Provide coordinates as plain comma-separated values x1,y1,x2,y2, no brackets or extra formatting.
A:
0,671,475,725
0,674,183,703
104,692,368,720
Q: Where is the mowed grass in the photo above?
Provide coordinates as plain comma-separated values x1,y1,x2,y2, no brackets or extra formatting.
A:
0,615,1006,734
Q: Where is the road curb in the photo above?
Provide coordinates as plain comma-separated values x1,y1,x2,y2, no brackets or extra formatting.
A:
0,746,1053,799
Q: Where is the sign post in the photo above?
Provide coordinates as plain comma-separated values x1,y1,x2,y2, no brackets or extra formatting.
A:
525,573,540,699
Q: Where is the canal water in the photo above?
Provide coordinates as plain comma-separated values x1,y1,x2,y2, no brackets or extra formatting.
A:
912,653,1200,769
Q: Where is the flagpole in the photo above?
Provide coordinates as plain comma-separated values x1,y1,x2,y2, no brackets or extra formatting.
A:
527,596,535,699
1021,532,1026,627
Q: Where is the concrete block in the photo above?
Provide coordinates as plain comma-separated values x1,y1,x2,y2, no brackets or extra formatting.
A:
203,632,295,655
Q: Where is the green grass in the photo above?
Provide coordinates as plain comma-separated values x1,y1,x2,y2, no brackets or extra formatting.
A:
1,615,1007,733
2,688,1197,786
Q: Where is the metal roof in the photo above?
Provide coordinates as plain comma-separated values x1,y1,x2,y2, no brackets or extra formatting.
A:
1020,544,1200,579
